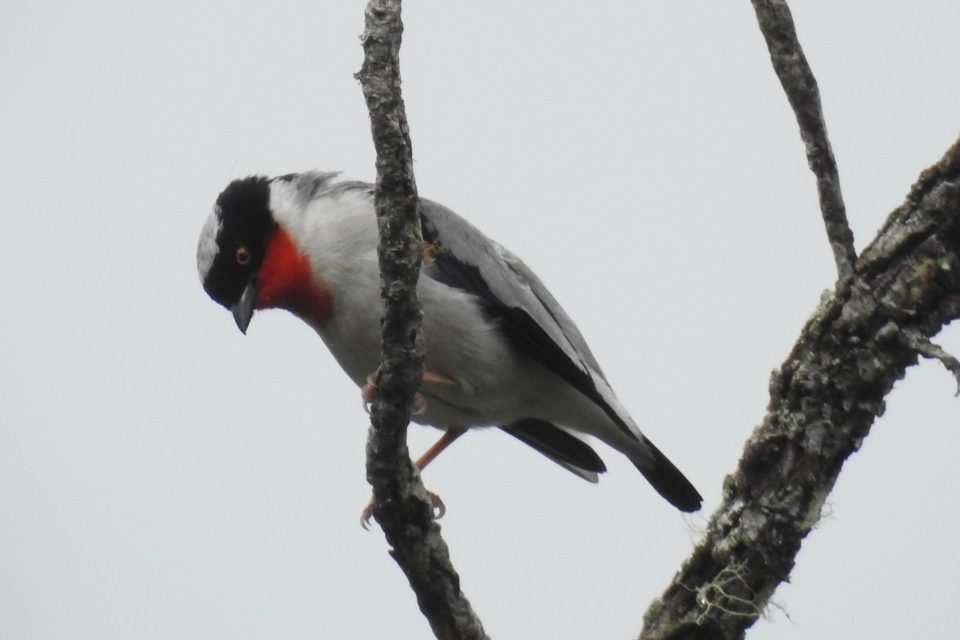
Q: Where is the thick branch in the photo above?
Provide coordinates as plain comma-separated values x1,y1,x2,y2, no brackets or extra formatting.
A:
356,1,488,639
640,138,960,639
752,0,857,280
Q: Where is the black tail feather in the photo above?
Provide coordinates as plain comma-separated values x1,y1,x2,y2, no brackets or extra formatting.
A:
636,438,702,512
501,418,607,482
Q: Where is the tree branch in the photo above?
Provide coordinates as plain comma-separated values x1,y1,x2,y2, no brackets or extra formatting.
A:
356,1,489,638
751,0,857,281
640,136,960,639
639,4,960,637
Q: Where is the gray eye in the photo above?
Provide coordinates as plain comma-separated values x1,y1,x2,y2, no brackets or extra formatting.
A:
235,246,251,266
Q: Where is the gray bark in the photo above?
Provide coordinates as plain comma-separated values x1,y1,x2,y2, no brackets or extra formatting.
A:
357,1,489,639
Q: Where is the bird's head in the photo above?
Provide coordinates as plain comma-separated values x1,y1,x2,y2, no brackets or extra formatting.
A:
197,175,333,333
197,176,275,333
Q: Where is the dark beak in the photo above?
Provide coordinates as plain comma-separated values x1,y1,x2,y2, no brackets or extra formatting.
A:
231,279,257,334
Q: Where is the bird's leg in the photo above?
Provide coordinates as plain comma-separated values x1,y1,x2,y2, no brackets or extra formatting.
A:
361,428,467,530
412,428,467,472
361,368,456,415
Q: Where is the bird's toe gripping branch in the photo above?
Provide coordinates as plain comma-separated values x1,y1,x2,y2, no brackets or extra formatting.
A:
360,428,466,530
360,489,447,531
361,369,456,415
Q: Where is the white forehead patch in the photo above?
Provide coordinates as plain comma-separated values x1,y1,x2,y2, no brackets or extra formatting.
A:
196,205,223,281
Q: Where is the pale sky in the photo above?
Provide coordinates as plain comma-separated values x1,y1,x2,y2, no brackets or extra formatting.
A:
3,2,959,638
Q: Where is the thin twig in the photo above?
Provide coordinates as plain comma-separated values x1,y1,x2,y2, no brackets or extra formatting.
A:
899,327,960,396
356,1,489,638
751,0,857,281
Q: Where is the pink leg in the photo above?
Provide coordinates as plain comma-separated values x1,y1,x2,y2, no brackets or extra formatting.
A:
412,428,466,471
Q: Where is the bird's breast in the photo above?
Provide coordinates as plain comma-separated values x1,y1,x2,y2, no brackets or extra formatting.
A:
255,227,334,327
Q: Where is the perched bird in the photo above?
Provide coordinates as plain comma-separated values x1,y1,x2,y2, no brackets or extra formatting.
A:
197,172,702,517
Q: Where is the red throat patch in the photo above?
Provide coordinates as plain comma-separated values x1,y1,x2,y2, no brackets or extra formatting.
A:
255,227,333,327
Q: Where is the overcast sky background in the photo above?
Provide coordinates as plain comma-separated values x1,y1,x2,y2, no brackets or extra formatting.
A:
3,2,959,638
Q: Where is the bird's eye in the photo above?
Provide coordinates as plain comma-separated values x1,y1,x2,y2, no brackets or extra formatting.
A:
236,246,251,266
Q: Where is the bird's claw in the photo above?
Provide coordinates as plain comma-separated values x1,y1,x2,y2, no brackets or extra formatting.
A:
361,372,380,415
410,392,427,415
427,490,446,519
360,502,375,530
359,490,447,531
361,370,428,415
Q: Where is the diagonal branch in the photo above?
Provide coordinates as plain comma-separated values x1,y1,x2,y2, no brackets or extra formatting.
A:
356,1,489,638
639,4,960,638
639,136,960,638
751,0,857,281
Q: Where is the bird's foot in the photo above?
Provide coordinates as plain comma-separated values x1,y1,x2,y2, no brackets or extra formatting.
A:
360,371,379,413
361,369,455,415
360,490,447,530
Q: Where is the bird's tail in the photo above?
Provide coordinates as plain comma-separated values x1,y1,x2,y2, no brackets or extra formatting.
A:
634,438,702,512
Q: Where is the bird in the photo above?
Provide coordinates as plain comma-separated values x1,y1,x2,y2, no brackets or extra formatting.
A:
197,171,702,520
